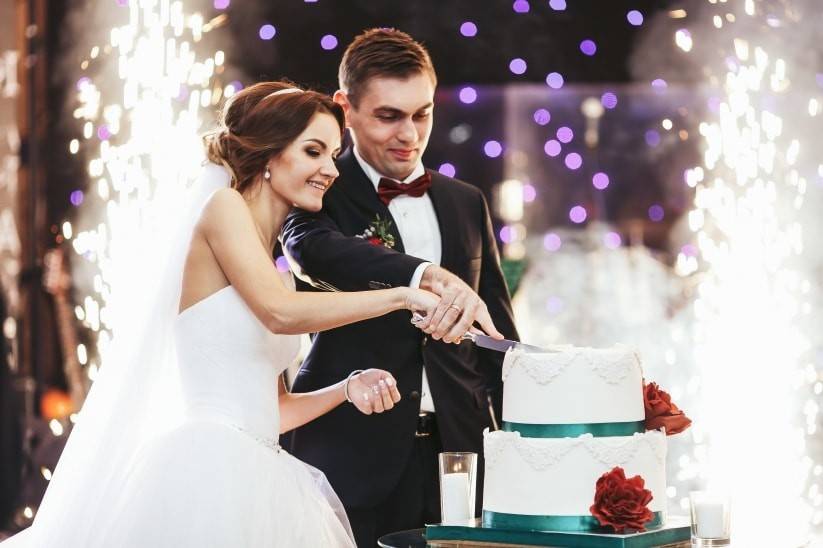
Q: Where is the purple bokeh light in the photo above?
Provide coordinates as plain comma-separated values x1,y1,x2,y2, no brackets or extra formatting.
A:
524,184,537,202
543,232,562,251
569,205,587,223
648,204,665,222
275,256,290,273
438,163,456,177
651,78,668,91
604,232,622,249
592,172,610,190
459,86,477,104
601,92,618,109
513,0,530,13
681,243,698,257
97,125,111,141
484,140,503,158
543,140,561,157
556,126,573,143
460,22,478,37
580,39,597,56
545,72,564,89
548,0,566,11
533,108,551,125
627,10,643,26
499,225,514,244
70,190,84,207
707,96,721,113
509,58,527,75
213,0,229,9
645,130,661,147
229,80,243,91
259,24,276,40
564,152,582,170
76,77,91,91
320,34,338,50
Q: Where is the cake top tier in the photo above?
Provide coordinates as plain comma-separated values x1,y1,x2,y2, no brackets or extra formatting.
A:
501,344,645,428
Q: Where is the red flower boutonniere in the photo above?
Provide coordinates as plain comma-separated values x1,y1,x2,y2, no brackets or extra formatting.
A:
356,215,396,249
590,467,654,533
643,381,692,435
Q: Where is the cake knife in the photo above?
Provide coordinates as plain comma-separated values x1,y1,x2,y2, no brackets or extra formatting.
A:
411,312,546,353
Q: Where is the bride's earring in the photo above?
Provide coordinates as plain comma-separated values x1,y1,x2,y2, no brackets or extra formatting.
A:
263,166,271,180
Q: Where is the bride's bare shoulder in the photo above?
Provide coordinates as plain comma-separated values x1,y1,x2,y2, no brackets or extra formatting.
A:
198,187,251,229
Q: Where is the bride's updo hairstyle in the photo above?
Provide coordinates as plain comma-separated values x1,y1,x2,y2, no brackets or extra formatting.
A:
203,81,345,194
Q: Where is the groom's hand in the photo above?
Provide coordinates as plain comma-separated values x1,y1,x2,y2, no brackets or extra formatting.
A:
419,265,503,344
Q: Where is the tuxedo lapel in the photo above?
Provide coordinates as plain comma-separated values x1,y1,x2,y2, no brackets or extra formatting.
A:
426,171,461,273
335,150,406,254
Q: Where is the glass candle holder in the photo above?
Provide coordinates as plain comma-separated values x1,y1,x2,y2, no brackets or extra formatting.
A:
689,491,731,547
438,452,477,525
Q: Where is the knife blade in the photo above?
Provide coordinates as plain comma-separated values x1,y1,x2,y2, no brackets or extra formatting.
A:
462,331,547,353
410,312,550,353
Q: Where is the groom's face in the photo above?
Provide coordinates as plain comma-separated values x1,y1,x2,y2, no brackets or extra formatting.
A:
338,72,435,181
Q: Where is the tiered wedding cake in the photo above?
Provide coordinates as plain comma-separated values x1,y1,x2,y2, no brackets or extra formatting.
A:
482,344,689,534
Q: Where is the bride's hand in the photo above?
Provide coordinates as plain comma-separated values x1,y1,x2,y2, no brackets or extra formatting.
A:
346,369,402,415
403,288,439,329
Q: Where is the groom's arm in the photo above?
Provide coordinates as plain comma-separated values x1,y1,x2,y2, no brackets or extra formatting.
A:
281,207,425,292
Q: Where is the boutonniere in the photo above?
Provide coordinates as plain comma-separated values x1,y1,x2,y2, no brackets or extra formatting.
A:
356,214,396,248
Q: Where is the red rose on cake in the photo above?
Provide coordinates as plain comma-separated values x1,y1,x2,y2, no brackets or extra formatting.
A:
643,381,692,435
590,467,654,533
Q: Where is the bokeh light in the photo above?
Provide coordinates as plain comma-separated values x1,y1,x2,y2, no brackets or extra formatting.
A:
648,204,665,222
580,39,597,56
604,232,622,249
438,163,456,177
259,24,276,40
320,34,338,50
512,0,530,14
564,152,582,170
543,139,561,157
533,108,551,125
548,0,566,11
627,10,643,26
601,92,618,109
509,58,527,75
484,140,503,158
545,72,564,89
543,232,562,251
460,21,478,37
645,130,661,147
459,86,477,104
592,172,610,190
556,126,574,143
569,205,587,223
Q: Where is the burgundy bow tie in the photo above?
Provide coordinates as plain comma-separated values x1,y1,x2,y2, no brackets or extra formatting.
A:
377,173,432,205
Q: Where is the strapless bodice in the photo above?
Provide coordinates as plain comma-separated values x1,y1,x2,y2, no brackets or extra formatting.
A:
175,286,300,441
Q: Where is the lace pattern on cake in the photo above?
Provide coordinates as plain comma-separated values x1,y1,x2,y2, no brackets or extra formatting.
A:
484,431,665,472
502,345,639,386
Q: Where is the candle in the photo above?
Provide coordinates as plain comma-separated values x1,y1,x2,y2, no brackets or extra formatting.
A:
694,500,726,538
441,472,471,524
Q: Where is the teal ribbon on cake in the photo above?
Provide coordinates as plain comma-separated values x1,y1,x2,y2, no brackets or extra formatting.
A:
482,509,664,532
503,420,645,438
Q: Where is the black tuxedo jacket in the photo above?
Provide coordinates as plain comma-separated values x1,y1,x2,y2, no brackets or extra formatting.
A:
280,149,518,510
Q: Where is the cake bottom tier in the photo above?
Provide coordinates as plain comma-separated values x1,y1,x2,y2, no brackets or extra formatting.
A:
482,429,667,532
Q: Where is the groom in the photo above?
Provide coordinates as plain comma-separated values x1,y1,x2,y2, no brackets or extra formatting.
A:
281,28,519,547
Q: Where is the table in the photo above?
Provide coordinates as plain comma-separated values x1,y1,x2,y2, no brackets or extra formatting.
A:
377,528,691,548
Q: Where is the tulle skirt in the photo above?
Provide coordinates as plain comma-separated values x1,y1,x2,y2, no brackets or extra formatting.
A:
5,420,355,548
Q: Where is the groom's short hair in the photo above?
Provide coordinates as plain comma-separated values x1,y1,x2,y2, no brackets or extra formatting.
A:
339,28,437,108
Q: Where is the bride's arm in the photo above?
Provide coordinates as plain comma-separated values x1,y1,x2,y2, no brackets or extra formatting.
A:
277,370,401,433
198,188,438,334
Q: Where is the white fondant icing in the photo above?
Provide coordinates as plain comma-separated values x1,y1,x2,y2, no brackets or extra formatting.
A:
482,429,667,517
501,345,645,424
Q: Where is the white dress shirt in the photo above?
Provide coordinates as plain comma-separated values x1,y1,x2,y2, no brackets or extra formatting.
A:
353,148,440,413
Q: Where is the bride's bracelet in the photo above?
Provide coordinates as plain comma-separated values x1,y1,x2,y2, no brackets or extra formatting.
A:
343,369,364,403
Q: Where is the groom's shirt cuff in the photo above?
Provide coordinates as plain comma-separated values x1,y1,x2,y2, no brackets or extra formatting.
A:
408,262,433,290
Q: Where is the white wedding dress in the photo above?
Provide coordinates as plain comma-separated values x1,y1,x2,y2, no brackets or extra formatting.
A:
4,284,355,547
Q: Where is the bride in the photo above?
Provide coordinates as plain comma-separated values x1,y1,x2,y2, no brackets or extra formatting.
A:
2,82,444,547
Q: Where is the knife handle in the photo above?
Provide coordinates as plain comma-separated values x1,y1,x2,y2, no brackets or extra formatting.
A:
411,312,477,343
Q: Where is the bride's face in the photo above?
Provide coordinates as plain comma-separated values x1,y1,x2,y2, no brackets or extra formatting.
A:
267,112,342,212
